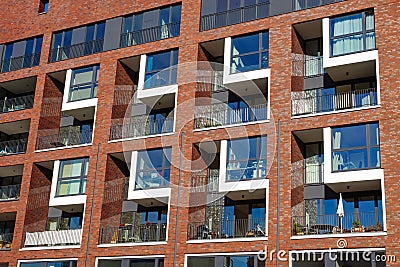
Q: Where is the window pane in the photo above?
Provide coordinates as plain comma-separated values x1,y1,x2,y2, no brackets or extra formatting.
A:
370,147,380,167
332,149,368,171
61,161,83,178
57,178,82,195
232,54,260,73
331,13,362,37
232,34,259,56
332,124,366,149
370,123,379,145
160,8,170,25
171,5,182,23
72,67,94,85
96,23,106,40
146,51,171,72
187,257,215,267
35,37,43,54
123,16,133,33
130,259,157,267
224,256,254,267
262,32,269,50
366,12,375,30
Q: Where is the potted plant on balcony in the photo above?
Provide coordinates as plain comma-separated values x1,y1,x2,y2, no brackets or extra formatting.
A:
293,220,304,235
351,220,365,233
366,222,383,232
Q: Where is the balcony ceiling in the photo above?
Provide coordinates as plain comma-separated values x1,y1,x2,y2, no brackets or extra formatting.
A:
226,189,266,201
0,165,23,177
0,119,30,135
294,128,323,143
327,179,381,193
326,61,376,82
1,76,36,94
294,19,322,40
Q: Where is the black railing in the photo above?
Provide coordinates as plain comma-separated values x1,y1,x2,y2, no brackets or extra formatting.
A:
0,233,13,250
292,212,383,236
110,116,174,140
188,218,266,240
200,2,271,31
121,22,181,48
0,94,34,113
292,88,378,116
195,103,268,129
36,127,92,150
99,223,167,244
0,138,27,156
0,184,21,200
1,53,41,73
293,0,343,11
49,39,104,62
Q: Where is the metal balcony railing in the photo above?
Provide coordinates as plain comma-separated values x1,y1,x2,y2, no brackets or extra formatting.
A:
195,103,267,129
293,0,344,11
188,218,266,240
120,22,181,48
24,228,82,247
99,223,167,244
0,138,27,156
0,184,21,200
0,233,13,250
304,163,324,184
49,39,104,62
291,88,378,116
36,127,92,150
0,94,34,113
110,116,174,140
200,2,271,31
1,53,41,73
292,211,384,236
196,71,224,92
190,170,219,193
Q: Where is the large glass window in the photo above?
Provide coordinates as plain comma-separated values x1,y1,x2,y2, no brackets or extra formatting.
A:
227,136,267,181
135,147,172,189
231,32,269,73
20,261,77,267
188,256,264,267
56,158,89,196
98,259,164,267
332,123,380,171
69,65,100,102
144,50,178,89
121,5,181,47
330,10,375,56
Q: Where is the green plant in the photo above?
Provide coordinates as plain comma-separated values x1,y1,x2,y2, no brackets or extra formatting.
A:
293,220,303,235
352,220,362,228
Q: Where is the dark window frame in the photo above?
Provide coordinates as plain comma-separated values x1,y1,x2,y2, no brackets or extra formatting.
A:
135,147,172,189
69,65,100,102
56,158,89,197
329,10,375,57
331,122,380,172
230,31,269,74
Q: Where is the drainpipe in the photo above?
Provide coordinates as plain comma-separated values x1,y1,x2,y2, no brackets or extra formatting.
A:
173,133,184,266
276,120,281,267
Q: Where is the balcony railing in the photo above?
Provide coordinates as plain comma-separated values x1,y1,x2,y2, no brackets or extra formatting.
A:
292,211,384,236
121,22,181,48
0,184,21,200
49,39,104,62
0,94,34,113
36,127,92,150
0,233,13,250
293,0,344,11
190,169,219,193
291,87,378,116
195,103,267,129
304,163,324,184
99,223,167,244
1,53,41,73
188,218,266,240
196,71,224,92
110,116,174,140
24,228,82,247
0,138,27,156
200,2,271,31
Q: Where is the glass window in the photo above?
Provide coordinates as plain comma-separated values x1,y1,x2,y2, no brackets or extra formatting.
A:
69,65,100,102
135,147,172,189
330,11,375,56
231,32,269,73
56,158,89,196
144,49,178,89
227,136,267,181
332,123,380,171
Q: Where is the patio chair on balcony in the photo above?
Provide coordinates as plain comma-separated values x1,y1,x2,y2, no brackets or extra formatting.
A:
196,224,209,239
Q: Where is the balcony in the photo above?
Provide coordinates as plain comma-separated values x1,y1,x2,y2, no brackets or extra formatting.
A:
24,228,82,247
121,22,180,48
49,39,104,62
292,211,383,236
0,95,34,114
0,138,27,156
0,185,20,201
99,223,167,244
188,218,266,240
36,126,92,150
0,233,13,250
200,2,271,31
195,103,267,129
1,54,41,73
291,87,377,116
110,116,174,140
304,163,324,184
